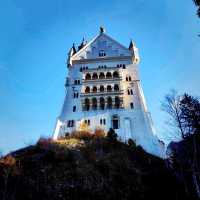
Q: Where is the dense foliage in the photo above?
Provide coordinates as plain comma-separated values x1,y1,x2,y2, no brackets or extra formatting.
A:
0,131,186,200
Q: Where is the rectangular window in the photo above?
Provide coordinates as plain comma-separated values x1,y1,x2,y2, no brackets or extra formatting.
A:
73,106,76,112
103,119,106,125
67,120,74,127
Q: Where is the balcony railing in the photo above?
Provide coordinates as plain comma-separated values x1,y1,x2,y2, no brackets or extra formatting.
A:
80,90,124,97
82,66,121,73
83,77,122,83
82,104,124,111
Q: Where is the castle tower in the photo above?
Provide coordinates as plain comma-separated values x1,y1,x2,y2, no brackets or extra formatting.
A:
53,27,163,157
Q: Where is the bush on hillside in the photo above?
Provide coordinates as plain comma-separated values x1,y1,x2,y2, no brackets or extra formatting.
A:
106,128,118,142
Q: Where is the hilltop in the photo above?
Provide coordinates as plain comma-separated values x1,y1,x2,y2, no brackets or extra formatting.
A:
0,130,186,200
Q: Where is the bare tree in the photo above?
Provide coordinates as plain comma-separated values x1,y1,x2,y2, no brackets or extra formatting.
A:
161,90,185,139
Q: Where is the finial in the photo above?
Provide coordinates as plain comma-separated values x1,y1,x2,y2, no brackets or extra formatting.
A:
129,39,134,50
72,43,76,54
78,37,87,50
100,26,106,34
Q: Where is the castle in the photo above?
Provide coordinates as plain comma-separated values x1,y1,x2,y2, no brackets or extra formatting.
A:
53,27,163,157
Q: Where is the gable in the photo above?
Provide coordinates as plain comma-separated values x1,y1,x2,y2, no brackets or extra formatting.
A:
72,33,132,60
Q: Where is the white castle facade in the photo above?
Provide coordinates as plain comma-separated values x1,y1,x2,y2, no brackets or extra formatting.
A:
53,27,164,157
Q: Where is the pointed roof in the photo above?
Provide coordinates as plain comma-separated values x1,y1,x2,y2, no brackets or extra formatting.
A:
129,40,135,50
71,27,131,60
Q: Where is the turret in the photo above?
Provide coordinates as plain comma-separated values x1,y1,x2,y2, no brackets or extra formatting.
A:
67,43,76,67
129,39,140,64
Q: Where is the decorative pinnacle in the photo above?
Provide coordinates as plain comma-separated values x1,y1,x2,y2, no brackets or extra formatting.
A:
99,26,106,34
129,39,135,50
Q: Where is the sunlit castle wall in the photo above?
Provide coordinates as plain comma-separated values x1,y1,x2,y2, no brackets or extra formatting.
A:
53,28,164,158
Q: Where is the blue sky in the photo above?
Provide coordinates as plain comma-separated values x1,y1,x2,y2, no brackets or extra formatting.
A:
0,0,199,154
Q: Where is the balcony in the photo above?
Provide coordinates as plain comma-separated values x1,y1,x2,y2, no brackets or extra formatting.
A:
80,90,124,97
82,103,124,111
81,97,124,111
83,77,122,83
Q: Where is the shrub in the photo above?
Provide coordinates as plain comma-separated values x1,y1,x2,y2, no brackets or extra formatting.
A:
37,137,53,149
0,155,16,167
94,128,105,138
71,131,93,140
128,139,136,149
106,128,118,142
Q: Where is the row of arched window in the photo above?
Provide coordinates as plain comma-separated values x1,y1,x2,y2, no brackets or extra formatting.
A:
80,66,88,72
127,89,133,95
117,64,126,69
126,76,132,82
98,65,107,69
73,92,79,98
83,96,121,111
80,64,126,72
85,84,119,93
85,71,120,80
74,79,81,85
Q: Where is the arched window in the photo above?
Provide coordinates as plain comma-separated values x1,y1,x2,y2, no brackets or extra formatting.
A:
107,85,112,92
85,98,90,111
114,84,119,91
92,86,97,93
77,80,80,84
92,98,97,110
85,73,91,80
126,77,128,81
99,50,106,57
115,96,120,109
92,73,98,80
80,67,83,72
113,71,119,78
74,80,78,85
85,86,90,93
107,96,112,109
129,76,132,81
99,72,105,79
112,115,119,129
100,97,105,110
73,106,76,112
106,72,112,79
130,102,134,109
128,89,130,95
100,85,104,92
123,64,126,69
